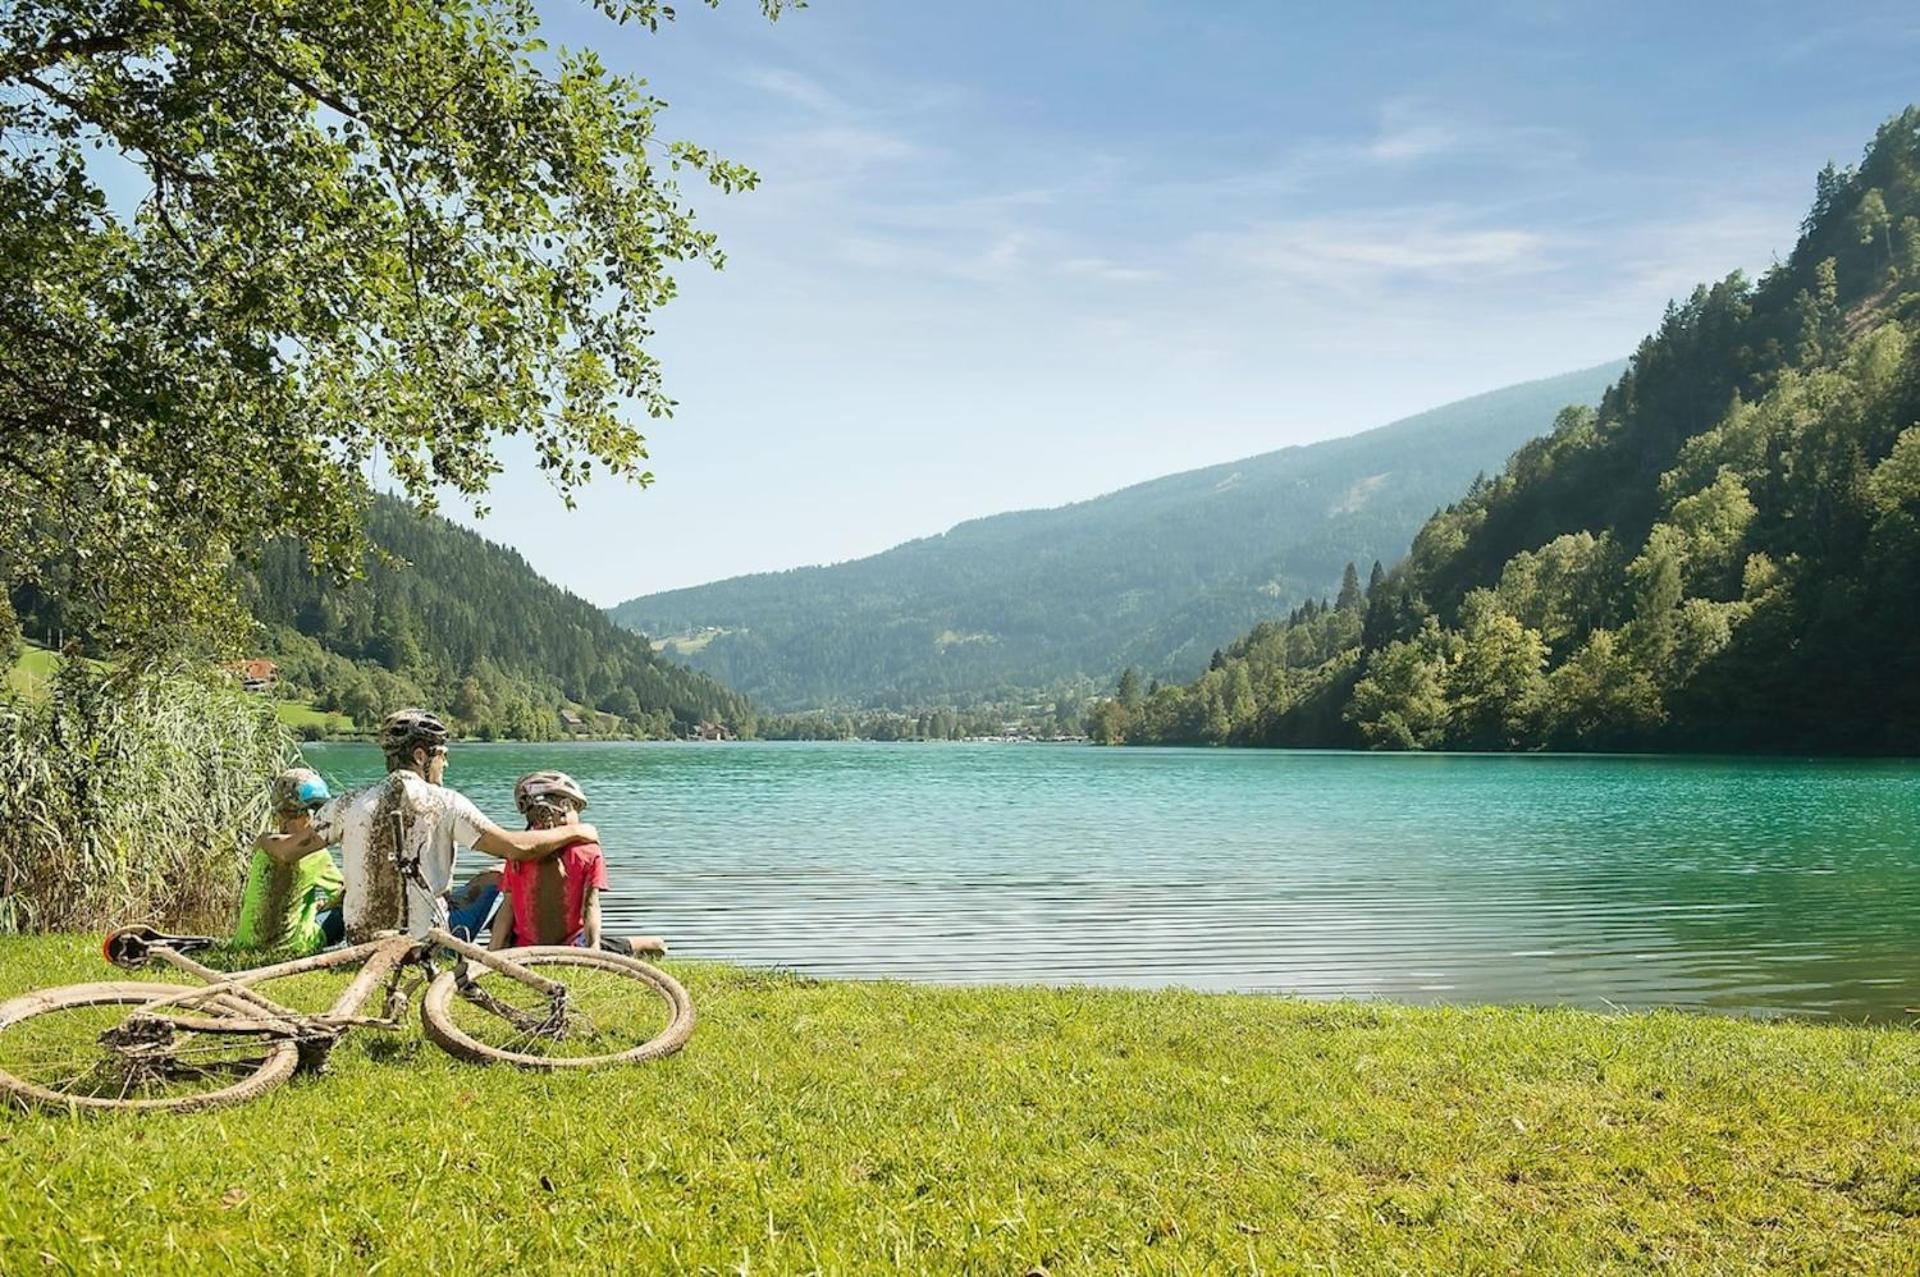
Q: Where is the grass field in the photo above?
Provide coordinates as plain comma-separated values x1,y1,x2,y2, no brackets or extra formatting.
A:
1,936,1917,1273
273,698,355,735
651,627,732,657
5,643,63,697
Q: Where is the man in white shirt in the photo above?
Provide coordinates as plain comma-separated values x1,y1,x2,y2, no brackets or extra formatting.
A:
263,708,600,944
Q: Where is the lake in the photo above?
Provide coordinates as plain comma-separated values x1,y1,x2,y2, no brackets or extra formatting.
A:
300,742,1920,1021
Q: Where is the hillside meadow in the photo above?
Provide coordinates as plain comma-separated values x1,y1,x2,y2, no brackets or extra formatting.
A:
1,937,1916,1273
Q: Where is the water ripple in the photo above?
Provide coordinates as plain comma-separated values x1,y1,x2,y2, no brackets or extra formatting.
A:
302,742,1920,1021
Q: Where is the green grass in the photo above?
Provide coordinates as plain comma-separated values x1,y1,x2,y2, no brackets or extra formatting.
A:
273,698,355,734
5,643,63,697
652,627,732,657
1,937,1916,1272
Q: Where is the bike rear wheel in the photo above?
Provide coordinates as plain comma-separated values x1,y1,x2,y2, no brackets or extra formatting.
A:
421,947,693,1069
0,982,300,1114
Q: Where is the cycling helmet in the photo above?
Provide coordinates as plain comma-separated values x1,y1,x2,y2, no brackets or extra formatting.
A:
514,769,589,815
270,767,332,817
378,707,450,761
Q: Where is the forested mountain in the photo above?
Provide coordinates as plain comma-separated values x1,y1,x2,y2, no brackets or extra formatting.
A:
1115,108,1920,755
611,363,1621,710
237,497,753,738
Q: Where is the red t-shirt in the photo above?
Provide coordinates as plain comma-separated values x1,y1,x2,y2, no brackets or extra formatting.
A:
501,842,608,946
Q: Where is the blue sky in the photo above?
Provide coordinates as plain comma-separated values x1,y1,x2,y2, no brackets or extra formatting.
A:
454,0,1920,603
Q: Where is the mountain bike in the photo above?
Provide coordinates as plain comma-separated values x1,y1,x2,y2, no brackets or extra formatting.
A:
0,923,695,1114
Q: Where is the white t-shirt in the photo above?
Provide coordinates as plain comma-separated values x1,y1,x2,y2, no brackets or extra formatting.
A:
315,772,499,941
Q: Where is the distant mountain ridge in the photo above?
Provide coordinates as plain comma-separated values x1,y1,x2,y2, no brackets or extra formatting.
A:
237,496,753,738
610,362,1624,711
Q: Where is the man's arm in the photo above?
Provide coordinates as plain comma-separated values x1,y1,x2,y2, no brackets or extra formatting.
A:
469,822,600,863
256,796,346,865
489,892,516,951
254,829,325,865
582,886,601,949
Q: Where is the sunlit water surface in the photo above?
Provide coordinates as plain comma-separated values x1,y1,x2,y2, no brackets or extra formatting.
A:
302,742,1920,1020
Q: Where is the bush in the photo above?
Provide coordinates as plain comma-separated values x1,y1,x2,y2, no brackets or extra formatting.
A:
0,594,19,665
0,660,297,933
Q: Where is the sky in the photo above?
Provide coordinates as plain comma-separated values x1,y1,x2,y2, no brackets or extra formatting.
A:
441,0,1920,604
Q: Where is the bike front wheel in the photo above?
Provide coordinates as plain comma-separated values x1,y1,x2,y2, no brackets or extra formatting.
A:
0,982,300,1114
420,948,694,1070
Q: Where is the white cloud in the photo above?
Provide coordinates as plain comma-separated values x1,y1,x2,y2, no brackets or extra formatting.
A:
1609,206,1794,301
1364,102,1462,163
834,229,1161,290
735,67,931,182
740,68,844,114
1358,98,1579,172
1059,255,1163,283
1197,210,1551,289
784,124,926,165
837,229,1033,283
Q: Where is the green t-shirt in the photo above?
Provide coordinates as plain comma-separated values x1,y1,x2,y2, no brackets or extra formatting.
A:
233,848,343,954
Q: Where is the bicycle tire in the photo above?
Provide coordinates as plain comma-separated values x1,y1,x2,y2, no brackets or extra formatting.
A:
420,947,693,1070
0,982,300,1114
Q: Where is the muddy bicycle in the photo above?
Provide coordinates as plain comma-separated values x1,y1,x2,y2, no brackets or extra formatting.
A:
0,923,695,1114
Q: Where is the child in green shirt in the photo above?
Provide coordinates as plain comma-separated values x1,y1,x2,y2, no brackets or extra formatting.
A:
233,767,345,955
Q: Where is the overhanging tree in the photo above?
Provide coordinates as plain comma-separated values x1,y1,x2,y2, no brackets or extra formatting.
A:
1,0,793,656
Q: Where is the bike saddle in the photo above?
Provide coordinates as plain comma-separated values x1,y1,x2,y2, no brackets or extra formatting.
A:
102,924,218,969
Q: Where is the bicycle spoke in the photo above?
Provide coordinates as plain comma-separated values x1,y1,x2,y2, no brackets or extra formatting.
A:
1,1000,285,1104
443,962,671,1061
162,1058,269,1083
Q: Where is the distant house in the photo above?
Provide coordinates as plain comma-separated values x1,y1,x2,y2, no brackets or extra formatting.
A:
558,709,588,735
229,658,279,694
689,721,735,741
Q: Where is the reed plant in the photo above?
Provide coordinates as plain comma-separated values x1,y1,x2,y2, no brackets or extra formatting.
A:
0,656,296,933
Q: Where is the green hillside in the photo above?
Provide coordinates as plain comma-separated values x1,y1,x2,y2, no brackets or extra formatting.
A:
612,363,1621,711
1118,108,1920,755
234,497,753,739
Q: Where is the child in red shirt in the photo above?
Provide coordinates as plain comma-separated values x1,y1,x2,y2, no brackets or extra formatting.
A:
489,770,664,958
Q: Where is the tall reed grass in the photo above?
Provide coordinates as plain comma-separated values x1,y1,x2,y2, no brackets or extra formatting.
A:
0,657,297,933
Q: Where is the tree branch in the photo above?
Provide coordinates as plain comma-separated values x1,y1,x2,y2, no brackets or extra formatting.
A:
0,30,152,82
14,70,210,189
164,0,385,136
0,436,55,487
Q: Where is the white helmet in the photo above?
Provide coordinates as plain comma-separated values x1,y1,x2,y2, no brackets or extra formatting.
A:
513,769,588,815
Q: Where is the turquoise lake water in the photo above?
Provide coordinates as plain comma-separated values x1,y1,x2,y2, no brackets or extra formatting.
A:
301,742,1920,1020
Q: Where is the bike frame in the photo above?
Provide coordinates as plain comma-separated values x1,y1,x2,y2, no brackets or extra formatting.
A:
123,928,568,1044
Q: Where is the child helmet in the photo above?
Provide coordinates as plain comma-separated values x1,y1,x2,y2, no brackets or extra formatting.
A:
514,769,589,814
270,767,333,817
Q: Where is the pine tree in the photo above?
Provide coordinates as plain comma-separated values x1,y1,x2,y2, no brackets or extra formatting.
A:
1856,188,1894,269
1804,160,1850,236
1336,562,1364,612
1900,216,1920,281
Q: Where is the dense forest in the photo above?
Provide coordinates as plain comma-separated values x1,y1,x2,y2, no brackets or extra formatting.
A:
234,498,753,739
611,363,1620,711
1109,109,1920,755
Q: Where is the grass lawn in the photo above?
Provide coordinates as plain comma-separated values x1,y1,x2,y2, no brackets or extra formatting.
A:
273,698,355,735
1,936,1916,1273
5,643,63,697
652,628,731,657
